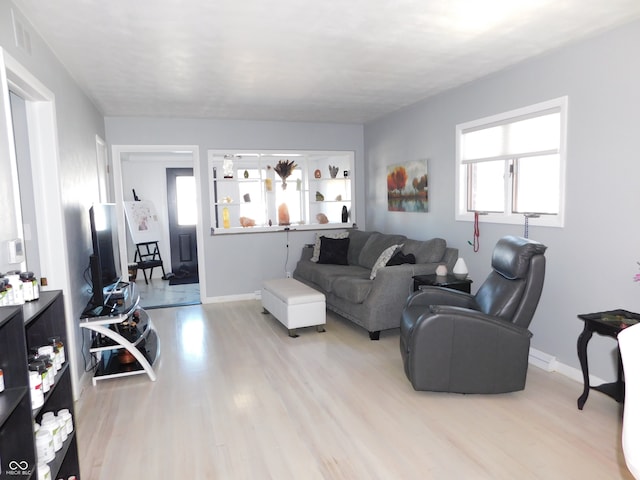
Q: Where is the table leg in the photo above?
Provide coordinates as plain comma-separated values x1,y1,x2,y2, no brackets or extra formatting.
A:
615,348,625,402
577,327,593,410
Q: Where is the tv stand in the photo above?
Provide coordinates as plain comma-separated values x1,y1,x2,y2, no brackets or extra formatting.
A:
81,282,160,384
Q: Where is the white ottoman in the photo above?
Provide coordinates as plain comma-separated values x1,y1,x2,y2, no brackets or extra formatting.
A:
262,278,326,337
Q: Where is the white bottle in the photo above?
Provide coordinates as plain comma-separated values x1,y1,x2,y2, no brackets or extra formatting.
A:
40,416,62,452
6,272,24,304
35,429,55,463
58,409,73,434
37,461,51,480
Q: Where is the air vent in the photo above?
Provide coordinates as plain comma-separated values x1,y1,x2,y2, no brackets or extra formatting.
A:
11,9,32,55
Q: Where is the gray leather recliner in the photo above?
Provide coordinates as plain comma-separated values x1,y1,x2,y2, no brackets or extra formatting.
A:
400,235,547,394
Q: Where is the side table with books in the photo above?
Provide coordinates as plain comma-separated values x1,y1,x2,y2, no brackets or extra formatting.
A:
412,274,473,294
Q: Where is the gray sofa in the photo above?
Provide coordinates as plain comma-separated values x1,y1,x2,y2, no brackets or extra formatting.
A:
293,230,458,339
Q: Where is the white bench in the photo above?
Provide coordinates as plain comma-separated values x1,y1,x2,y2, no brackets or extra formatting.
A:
262,278,326,337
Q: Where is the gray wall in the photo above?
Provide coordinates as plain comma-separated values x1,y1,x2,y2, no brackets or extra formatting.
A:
104,117,364,299
1,3,106,390
364,20,640,381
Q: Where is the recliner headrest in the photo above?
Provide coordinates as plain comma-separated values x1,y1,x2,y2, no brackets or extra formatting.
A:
492,235,547,280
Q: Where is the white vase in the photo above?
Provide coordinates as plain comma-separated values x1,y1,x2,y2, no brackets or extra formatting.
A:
452,258,468,279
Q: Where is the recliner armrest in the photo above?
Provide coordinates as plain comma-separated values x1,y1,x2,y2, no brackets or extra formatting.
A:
427,305,532,337
405,286,477,309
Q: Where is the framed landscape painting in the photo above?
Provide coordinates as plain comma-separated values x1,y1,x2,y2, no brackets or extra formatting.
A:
387,159,428,212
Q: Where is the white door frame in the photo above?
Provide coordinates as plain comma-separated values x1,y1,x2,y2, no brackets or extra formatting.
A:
0,49,79,396
111,145,205,303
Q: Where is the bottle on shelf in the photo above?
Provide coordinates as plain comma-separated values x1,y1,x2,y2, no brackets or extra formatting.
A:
222,207,230,229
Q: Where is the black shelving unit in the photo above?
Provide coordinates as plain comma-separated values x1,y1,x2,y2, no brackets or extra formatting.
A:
0,291,81,479
0,306,35,478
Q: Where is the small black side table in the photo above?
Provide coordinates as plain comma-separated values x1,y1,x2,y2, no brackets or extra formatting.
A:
576,309,640,410
412,274,472,294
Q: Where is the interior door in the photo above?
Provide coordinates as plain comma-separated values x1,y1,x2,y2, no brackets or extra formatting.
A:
166,168,198,280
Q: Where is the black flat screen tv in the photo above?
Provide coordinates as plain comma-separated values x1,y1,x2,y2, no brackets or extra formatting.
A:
89,203,124,308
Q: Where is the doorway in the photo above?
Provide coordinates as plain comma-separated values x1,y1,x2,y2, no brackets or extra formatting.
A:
166,167,198,284
113,146,204,309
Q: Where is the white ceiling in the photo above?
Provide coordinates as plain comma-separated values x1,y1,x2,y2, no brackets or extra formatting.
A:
11,0,640,124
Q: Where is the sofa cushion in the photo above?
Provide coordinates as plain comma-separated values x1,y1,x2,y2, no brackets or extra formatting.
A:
318,237,350,265
347,230,376,265
295,261,369,292
306,264,354,292
370,244,401,279
310,231,349,262
332,276,373,304
402,238,447,264
359,233,407,269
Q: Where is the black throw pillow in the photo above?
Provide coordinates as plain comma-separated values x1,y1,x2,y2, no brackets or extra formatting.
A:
386,251,416,266
318,236,350,265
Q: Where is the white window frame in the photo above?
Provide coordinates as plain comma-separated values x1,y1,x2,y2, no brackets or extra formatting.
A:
455,96,568,228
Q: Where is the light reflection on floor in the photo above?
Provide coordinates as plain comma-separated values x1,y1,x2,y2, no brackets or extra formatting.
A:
134,277,200,309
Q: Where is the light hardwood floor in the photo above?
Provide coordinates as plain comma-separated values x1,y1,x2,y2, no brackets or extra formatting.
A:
134,277,200,309
75,301,633,479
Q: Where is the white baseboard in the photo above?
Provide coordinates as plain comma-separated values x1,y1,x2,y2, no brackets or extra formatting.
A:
529,347,605,386
202,292,261,304
528,347,558,372
75,369,94,401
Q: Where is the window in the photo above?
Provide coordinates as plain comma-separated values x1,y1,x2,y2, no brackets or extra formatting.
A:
176,175,197,226
208,150,354,234
455,97,567,227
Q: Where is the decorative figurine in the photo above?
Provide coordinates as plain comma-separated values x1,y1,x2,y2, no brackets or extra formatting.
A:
274,159,297,189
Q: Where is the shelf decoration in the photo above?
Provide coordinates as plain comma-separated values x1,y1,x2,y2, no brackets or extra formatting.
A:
240,216,256,227
278,203,290,225
223,154,235,178
222,207,230,228
328,165,339,178
274,159,297,190
316,191,324,201
316,213,329,224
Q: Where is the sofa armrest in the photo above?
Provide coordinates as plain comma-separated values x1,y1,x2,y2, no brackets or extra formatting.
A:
300,245,314,262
